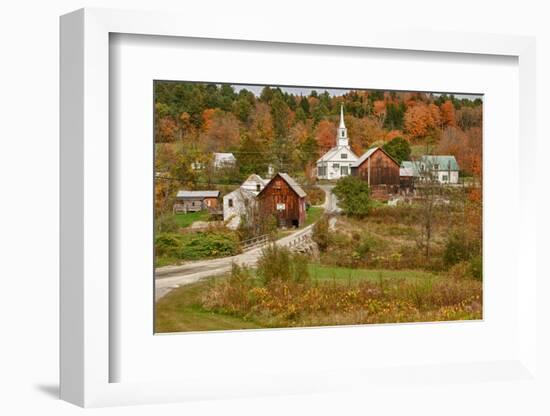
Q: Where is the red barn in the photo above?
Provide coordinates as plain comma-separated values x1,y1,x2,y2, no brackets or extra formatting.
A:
351,147,401,200
258,173,307,228
351,147,400,186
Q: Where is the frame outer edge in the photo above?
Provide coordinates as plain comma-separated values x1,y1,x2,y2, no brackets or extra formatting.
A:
517,38,537,376
60,8,85,407
58,6,539,407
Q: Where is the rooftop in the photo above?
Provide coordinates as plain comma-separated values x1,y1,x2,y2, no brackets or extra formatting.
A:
419,155,460,171
176,190,220,199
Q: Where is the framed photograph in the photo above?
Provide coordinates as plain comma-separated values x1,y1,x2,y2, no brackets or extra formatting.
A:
60,8,540,409
152,80,484,334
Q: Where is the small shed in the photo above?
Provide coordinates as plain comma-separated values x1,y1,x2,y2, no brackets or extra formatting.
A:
257,173,307,228
174,190,220,213
351,147,401,186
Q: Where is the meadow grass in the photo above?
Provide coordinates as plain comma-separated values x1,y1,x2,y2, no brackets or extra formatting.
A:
155,263,457,333
305,206,325,227
155,280,261,333
307,263,440,284
173,210,210,228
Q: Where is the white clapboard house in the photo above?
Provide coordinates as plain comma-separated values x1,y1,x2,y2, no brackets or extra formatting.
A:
191,152,237,170
223,174,268,229
316,105,358,180
417,155,460,184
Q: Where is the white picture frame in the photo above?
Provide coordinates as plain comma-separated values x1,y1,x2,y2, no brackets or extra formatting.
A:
60,8,540,408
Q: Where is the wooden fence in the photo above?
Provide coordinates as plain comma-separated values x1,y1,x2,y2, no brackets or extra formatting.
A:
241,234,269,251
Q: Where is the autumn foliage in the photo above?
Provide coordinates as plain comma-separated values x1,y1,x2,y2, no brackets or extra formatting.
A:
154,82,483,185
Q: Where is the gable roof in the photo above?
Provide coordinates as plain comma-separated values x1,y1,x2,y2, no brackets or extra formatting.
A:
352,146,400,168
419,155,460,171
400,161,420,177
317,145,359,163
213,152,236,161
176,190,220,199
278,173,307,198
244,174,267,184
258,173,307,198
223,187,255,200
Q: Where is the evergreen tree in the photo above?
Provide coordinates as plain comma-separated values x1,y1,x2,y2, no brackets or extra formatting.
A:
299,96,310,114
382,136,411,164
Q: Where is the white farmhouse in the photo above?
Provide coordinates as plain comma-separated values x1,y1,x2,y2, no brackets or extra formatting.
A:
417,155,460,184
213,152,237,169
222,174,268,229
191,152,237,170
316,106,358,180
223,188,256,229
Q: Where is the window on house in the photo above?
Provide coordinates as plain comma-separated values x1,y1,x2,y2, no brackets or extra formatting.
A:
341,131,345,137
341,166,349,175
434,164,439,170
442,175,448,182
228,199,233,207
341,153,348,159
256,183,261,192
318,166,326,176
333,163,340,169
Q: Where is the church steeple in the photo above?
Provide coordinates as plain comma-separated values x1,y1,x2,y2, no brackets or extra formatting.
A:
337,104,348,146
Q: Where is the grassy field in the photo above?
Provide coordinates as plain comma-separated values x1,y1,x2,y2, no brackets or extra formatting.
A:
173,210,210,228
155,263,446,333
155,197,482,333
307,263,439,283
155,279,262,333
305,206,325,227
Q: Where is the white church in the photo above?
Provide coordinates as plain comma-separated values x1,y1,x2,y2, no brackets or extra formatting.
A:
316,106,359,180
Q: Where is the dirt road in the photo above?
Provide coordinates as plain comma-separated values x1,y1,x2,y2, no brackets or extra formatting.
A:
155,184,339,300
155,224,315,300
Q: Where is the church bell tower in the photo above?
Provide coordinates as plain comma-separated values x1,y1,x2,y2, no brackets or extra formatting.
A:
337,105,348,147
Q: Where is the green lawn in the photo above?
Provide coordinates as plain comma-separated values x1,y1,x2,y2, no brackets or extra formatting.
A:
173,210,210,228
305,206,325,227
155,280,262,333
307,263,439,283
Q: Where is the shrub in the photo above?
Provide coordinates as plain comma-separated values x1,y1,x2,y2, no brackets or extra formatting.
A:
443,231,480,266
368,204,418,225
353,233,386,265
155,230,240,262
155,213,180,233
155,232,182,257
312,216,331,252
446,261,471,280
333,176,371,218
446,256,482,281
469,255,483,280
256,244,310,286
180,231,240,260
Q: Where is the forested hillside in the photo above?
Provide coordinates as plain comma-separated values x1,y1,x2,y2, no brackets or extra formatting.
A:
154,82,482,212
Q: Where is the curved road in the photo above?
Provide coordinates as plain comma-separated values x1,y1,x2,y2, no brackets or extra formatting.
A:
317,184,341,214
155,224,314,299
155,185,339,300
